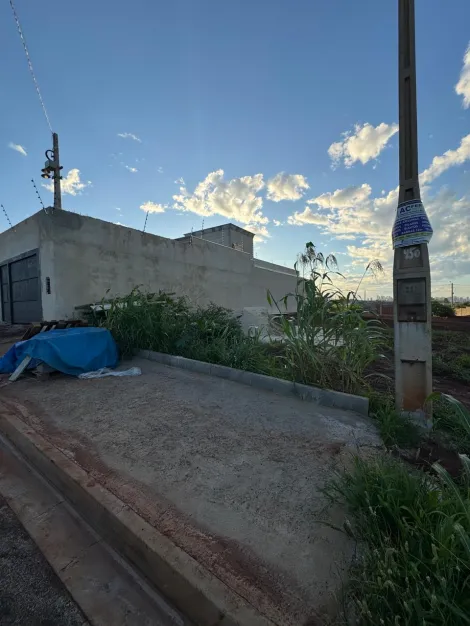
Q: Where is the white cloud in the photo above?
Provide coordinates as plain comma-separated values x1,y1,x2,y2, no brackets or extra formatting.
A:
266,173,309,202
140,201,166,214
290,132,470,249
117,132,141,143
124,165,138,173
420,134,470,185
344,186,470,285
157,166,164,174
273,219,283,226
8,142,27,156
290,182,395,240
310,183,372,209
244,223,270,243
287,207,331,226
287,133,470,290
115,207,122,212
43,168,91,196
173,169,267,224
335,234,357,240
347,241,391,263
328,122,399,168
175,177,185,185
455,43,470,108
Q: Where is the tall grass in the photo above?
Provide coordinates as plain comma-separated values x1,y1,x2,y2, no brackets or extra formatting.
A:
269,243,387,394
431,392,470,454
97,288,278,375
327,394,470,624
327,454,470,625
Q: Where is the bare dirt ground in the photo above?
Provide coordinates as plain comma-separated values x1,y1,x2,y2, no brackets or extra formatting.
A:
368,330,470,409
1,357,381,625
0,324,27,358
370,358,470,407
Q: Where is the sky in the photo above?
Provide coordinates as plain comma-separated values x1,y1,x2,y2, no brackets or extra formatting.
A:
1,0,470,298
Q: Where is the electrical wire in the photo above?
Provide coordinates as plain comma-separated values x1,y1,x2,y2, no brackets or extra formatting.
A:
31,178,47,212
9,0,53,133
1,204,13,229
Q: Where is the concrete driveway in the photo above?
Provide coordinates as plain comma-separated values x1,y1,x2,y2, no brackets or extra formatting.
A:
1,357,380,625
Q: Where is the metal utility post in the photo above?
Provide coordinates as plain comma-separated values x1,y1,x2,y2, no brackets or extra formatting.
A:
392,0,433,425
451,282,454,306
41,132,63,211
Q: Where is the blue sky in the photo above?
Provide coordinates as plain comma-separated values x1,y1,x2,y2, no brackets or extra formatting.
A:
1,0,470,296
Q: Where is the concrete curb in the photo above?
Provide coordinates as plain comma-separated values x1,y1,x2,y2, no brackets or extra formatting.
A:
138,350,369,416
0,409,276,626
0,433,187,626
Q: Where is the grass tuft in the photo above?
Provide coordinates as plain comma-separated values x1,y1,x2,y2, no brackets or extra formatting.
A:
327,455,470,625
370,399,421,448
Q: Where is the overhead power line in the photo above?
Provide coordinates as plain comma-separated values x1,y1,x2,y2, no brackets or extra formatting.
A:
9,0,53,133
1,204,13,229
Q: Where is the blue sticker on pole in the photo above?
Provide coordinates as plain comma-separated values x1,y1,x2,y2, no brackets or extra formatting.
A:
392,199,433,249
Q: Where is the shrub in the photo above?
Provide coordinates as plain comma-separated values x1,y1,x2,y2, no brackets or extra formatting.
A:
432,299,455,317
99,288,278,375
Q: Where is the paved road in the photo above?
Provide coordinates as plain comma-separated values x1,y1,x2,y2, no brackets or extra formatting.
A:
0,495,88,626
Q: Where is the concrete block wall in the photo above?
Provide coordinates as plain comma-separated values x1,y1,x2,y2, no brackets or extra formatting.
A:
6,210,297,320
0,218,41,263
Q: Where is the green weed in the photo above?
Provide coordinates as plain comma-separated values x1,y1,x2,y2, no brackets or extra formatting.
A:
327,454,470,625
456,354,470,369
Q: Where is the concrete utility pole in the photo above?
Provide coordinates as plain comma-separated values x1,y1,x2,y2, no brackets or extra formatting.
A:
41,132,62,211
392,0,433,425
52,133,62,211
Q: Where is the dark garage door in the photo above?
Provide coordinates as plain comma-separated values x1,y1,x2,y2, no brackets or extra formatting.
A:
0,252,42,324
1,265,10,323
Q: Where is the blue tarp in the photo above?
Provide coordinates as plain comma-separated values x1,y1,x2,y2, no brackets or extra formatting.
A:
0,327,118,376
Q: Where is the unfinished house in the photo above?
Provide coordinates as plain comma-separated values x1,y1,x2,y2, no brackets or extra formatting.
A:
0,210,297,323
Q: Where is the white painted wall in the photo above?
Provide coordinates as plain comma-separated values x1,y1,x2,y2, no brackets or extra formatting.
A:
34,211,297,319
